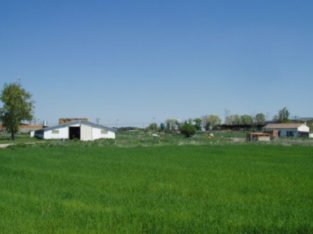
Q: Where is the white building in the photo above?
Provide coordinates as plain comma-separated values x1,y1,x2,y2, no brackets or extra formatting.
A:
32,121,115,141
264,123,310,137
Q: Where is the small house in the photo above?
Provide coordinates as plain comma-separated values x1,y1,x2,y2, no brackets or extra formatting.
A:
263,123,310,137
32,121,115,141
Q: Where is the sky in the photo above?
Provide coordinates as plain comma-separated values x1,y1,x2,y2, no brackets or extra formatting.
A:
1,0,313,126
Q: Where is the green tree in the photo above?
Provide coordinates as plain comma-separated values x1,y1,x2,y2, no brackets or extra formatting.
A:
274,107,290,123
159,123,165,131
240,115,253,125
203,115,221,130
255,113,266,124
179,122,196,137
0,82,33,140
225,115,241,125
193,118,202,131
147,123,158,131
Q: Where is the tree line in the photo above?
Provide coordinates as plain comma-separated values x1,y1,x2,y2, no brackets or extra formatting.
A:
147,107,291,137
0,82,293,140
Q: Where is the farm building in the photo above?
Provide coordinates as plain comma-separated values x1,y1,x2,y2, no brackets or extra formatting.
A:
32,121,115,141
263,123,310,137
0,123,43,133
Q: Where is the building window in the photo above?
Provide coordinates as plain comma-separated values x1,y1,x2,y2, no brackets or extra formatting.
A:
286,131,294,137
101,129,108,134
52,130,59,134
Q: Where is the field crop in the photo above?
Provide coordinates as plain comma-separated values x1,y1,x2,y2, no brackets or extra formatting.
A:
0,144,313,233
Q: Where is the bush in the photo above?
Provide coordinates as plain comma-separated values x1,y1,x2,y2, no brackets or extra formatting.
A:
146,123,158,131
180,123,196,137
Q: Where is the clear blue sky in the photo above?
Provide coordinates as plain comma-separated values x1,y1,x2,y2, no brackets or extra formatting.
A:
1,0,313,126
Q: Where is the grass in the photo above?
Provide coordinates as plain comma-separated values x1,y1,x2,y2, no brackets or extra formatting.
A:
104,130,247,147
0,134,40,144
1,130,313,147
0,144,313,233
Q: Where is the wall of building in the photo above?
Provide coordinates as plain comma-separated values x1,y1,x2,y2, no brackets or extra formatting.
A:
278,129,298,137
44,127,69,139
258,136,271,142
298,125,310,133
92,128,115,140
34,123,115,141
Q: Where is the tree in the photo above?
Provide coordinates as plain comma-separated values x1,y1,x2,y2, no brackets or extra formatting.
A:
240,115,253,125
165,119,179,132
275,107,290,123
193,118,202,131
255,113,265,124
225,115,241,125
147,123,158,131
203,115,221,130
179,122,196,137
0,82,33,140
159,123,165,131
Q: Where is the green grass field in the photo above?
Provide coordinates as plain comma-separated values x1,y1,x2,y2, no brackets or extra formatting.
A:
0,134,40,144
1,144,313,233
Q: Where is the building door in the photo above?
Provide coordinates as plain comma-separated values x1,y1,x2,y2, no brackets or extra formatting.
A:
80,124,93,141
69,127,80,140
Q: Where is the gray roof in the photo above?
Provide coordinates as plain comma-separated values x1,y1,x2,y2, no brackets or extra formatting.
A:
264,123,304,129
38,121,116,132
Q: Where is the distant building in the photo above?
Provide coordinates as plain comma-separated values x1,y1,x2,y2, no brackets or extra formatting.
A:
32,120,115,141
0,123,43,133
59,118,89,125
19,123,44,133
264,123,310,137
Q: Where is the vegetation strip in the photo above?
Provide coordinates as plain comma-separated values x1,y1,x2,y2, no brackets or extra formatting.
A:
0,144,312,233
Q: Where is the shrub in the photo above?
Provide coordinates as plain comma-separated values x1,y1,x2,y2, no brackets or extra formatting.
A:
180,123,196,137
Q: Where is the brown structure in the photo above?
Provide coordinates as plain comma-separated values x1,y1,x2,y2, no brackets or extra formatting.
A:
264,129,279,138
247,132,272,142
0,123,43,133
58,118,89,125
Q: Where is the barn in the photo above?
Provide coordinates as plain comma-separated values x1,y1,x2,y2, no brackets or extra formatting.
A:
32,121,115,141
263,123,310,137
